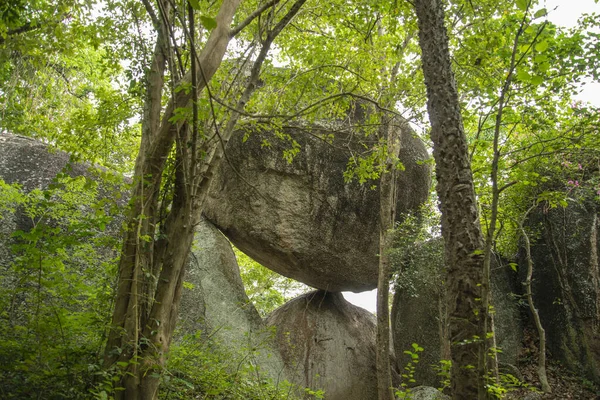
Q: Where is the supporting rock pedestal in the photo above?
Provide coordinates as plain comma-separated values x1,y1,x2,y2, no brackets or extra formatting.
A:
180,217,287,382
266,290,399,400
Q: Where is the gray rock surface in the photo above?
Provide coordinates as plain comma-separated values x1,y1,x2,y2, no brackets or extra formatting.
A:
522,200,600,383
0,133,287,382
403,386,450,400
204,123,430,292
0,133,91,192
392,238,522,387
180,217,287,382
392,239,448,388
0,133,126,271
265,290,399,400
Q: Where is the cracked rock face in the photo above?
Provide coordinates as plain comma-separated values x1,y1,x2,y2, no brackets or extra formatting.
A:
523,201,600,383
392,238,523,387
265,291,398,400
204,124,430,292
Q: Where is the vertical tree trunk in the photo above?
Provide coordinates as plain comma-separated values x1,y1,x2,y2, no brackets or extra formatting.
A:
103,2,242,399
413,0,488,398
376,115,401,400
102,0,306,398
519,206,551,393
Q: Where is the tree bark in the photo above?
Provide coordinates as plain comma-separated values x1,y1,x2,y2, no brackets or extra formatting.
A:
103,1,242,399
519,206,551,393
376,115,401,400
413,0,487,398
102,0,306,398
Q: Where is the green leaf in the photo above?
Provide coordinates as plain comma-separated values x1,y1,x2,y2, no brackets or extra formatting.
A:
200,15,217,31
188,0,201,10
516,0,528,11
531,75,543,85
538,62,550,72
509,263,518,272
534,8,547,18
535,40,548,52
517,69,531,82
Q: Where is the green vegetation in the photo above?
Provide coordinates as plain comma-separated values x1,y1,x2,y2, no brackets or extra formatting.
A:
236,248,309,317
1,0,599,398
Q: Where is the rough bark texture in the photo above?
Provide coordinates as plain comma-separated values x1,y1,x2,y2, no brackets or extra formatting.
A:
102,0,310,396
414,0,487,398
519,224,551,393
376,117,402,400
103,1,242,398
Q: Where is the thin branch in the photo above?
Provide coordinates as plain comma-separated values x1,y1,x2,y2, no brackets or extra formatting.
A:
141,0,161,29
0,22,39,45
230,0,280,38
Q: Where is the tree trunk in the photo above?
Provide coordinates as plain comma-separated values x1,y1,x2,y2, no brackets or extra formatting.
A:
103,2,242,399
413,0,487,398
519,206,551,393
376,115,401,400
102,0,307,397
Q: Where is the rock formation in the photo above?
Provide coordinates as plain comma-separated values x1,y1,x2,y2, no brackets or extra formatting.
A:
408,386,450,400
0,133,126,272
392,238,523,387
265,290,398,400
180,217,287,381
0,133,286,381
204,123,430,292
522,200,600,383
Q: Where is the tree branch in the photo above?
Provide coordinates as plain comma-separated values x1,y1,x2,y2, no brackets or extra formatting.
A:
230,0,280,38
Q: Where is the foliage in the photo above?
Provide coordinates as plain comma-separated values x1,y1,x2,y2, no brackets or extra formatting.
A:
0,173,125,399
391,201,443,296
93,330,313,400
395,343,425,399
454,0,600,257
1,0,600,397
435,359,452,392
236,247,308,317
0,0,141,171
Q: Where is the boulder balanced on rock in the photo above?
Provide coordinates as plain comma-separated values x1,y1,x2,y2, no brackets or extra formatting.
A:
204,123,430,292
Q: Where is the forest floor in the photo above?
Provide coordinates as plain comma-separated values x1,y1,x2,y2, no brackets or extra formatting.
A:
505,328,599,399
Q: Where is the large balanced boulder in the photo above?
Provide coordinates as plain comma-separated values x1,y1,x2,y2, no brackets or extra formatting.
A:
392,238,523,387
204,123,430,292
265,290,398,400
522,200,600,383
